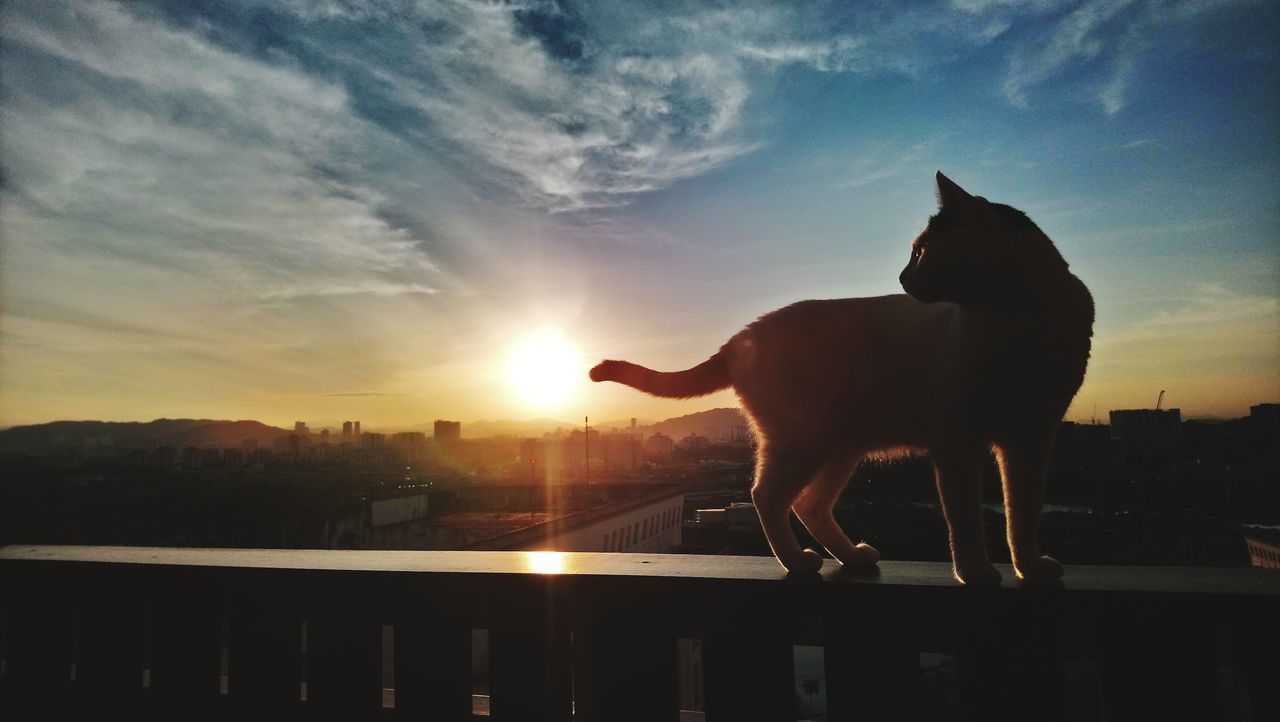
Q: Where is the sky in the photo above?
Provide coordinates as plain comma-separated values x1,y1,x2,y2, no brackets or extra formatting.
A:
1,0,1277,429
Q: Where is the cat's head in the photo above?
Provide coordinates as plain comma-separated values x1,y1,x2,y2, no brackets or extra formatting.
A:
899,171,1011,305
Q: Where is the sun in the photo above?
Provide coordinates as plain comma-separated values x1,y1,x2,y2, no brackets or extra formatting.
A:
505,331,583,410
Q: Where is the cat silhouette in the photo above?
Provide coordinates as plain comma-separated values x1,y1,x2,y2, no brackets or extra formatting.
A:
591,172,1094,584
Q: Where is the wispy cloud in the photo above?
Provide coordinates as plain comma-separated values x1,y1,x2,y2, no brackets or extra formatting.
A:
992,0,1258,114
1093,283,1279,367
1119,137,1157,149
1,1,448,303
293,1,901,211
835,138,939,189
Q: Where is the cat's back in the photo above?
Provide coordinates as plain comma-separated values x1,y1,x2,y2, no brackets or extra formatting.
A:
726,295,954,434
741,294,952,351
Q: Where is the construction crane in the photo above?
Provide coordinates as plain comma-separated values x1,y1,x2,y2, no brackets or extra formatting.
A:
1155,390,1166,411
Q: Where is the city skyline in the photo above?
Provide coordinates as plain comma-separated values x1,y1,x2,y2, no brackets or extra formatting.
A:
2,1,1278,427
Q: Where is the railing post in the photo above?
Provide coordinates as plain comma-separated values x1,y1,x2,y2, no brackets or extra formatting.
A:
571,578,679,722
701,581,797,721
1099,594,1218,721
148,566,223,720
73,563,149,718
305,572,384,722
1,562,77,719
824,583,922,722
955,587,1065,720
1234,595,1280,721
487,575,573,722
226,569,305,721
391,575,473,721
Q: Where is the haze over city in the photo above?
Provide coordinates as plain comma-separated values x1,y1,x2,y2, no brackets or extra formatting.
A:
1,0,1277,428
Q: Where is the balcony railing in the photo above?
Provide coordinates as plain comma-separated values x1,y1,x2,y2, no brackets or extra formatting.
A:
2,545,1277,721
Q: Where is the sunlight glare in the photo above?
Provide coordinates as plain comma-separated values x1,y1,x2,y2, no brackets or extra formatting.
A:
524,551,566,575
505,331,582,410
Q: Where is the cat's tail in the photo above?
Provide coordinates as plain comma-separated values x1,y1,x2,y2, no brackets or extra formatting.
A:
589,350,730,399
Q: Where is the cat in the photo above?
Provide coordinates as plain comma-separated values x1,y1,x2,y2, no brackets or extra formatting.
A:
589,171,1094,585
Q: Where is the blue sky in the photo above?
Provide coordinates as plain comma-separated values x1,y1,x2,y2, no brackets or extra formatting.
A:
1,0,1276,427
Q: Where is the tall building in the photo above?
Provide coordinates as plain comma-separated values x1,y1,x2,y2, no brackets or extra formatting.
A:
1250,403,1279,444
434,420,462,443
342,421,353,440
294,421,308,434
354,420,361,436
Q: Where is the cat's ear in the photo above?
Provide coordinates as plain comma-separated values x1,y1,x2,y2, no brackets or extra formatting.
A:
935,171,974,209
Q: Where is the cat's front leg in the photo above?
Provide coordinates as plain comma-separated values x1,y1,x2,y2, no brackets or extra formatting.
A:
932,441,1001,586
996,435,1064,583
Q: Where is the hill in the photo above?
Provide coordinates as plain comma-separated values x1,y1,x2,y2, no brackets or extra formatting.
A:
0,408,752,449
641,407,747,440
0,419,290,451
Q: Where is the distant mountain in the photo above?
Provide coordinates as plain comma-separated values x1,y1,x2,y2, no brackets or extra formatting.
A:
641,407,747,440
0,419,290,451
460,418,579,438
0,408,751,449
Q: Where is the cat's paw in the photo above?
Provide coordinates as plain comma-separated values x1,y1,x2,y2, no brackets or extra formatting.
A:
783,548,824,575
1015,555,1063,583
954,562,1002,586
838,543,880,567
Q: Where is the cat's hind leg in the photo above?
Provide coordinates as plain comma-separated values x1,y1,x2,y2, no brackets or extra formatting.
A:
932,440,1001,586
752,445,825,574
792,457,879,567
996,436,1063,583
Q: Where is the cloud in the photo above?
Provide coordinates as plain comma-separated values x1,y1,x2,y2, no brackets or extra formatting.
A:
123,0,1023,213
994,0,1258,114
1093,283,1280,372
277,0,884,211
835,138,939,189
0,1,448,305
1080,282,1280,416
1119,137,1157,149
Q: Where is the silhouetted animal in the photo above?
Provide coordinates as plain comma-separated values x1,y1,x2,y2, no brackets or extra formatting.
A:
590,172,1094,584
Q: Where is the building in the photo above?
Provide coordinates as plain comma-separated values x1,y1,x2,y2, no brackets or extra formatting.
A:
354,420,361,436
695,502,760,530
469,487,686,554
645,432,675,458
342,421,353,440
181,446,201,470
1245,530,1280,569
1250,403,1279,444
1109,408,1181,446
435,420,462,443
602,432,641,472
294,421,308,435
678,433,711,451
